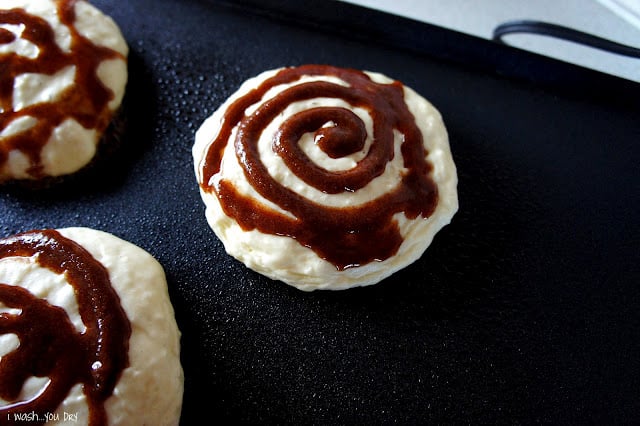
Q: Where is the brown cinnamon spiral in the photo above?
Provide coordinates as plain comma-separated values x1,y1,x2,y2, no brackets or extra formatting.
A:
0,230,130,425
0,0,126,181
199,65,439,270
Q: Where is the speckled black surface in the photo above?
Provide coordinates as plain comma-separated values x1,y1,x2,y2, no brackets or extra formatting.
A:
1,0,639,424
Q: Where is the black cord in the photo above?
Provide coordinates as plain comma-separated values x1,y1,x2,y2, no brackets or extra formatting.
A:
493,20,640,59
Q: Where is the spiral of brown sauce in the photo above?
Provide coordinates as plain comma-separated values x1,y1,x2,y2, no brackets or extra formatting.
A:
0,230,131,426
200,65,439,270
0,0,124,180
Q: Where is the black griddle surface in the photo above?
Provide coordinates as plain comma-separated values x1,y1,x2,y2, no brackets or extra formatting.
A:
1,0,639,423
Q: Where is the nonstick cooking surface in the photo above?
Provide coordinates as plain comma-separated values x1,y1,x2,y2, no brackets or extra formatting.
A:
1,0,639,423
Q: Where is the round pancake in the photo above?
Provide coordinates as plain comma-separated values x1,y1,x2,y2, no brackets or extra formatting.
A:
0,227,183,425
194,65,458,291
0,0,128,184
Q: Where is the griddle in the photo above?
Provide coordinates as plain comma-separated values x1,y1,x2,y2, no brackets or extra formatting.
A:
1,0,639,423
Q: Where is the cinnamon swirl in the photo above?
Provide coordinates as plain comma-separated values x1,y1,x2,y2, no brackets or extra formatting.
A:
0,0,128,185
0,228,183,425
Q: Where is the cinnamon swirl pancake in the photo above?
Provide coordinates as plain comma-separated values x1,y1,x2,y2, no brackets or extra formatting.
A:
194,65,458,291
0,0,128,185
0,228,183,425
